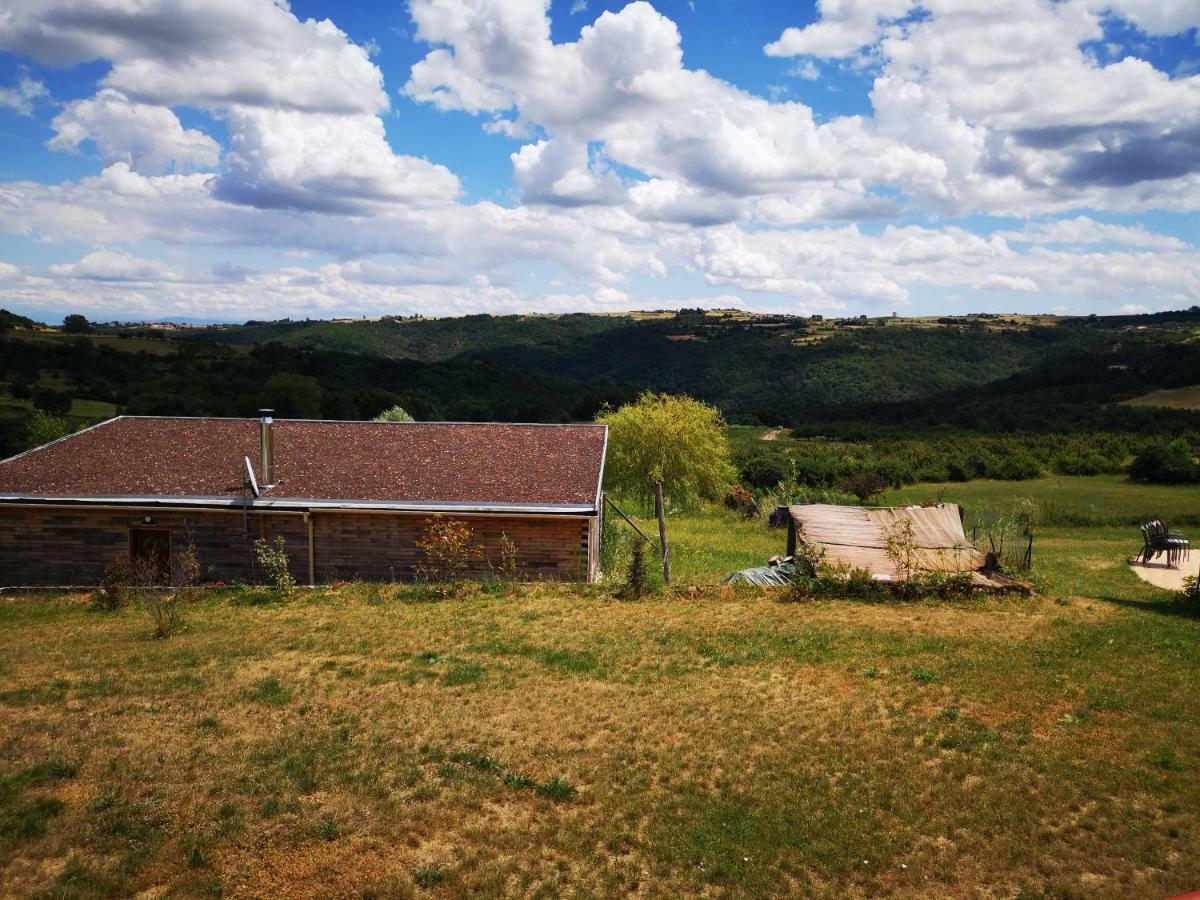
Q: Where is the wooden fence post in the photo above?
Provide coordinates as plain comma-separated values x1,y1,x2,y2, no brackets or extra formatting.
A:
654,479,670,584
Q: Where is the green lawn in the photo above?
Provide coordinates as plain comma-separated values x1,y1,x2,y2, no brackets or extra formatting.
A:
2,482,1197,897
883,474,1200,527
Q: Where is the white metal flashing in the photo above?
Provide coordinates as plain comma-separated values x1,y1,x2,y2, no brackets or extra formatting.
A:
0,494,598,516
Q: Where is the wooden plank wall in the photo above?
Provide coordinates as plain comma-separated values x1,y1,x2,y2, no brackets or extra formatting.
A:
0,506,308,587
0,506,593,586
310,512,589,582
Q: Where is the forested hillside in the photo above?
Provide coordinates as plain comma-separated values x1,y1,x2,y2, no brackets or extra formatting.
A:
3,308,1200,459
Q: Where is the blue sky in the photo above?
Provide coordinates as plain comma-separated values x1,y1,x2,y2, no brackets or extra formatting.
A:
0,0,1196,323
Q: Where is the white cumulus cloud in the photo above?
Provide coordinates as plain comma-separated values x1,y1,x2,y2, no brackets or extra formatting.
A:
49,89,221,174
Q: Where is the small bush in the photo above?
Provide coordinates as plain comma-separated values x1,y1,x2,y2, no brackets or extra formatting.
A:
783,566,978,604
373,404,415,423
1051,451,1110,476
988,453,1042,481
134,542,199,639
415,517,481,592
487,532,520,593
1180,575,1200,604
622,539,651,601
723,484,759,518
94,553,134,611
254,536,296,594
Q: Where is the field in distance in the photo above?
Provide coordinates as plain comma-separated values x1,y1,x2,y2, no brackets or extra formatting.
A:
1123,385,1200,410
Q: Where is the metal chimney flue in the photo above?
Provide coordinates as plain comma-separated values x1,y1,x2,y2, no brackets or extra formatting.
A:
259,409,275,487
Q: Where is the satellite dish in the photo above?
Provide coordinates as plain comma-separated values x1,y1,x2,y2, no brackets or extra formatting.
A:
244,456,260,498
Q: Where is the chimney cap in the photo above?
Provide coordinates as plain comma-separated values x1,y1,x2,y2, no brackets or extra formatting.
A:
258,408,275,419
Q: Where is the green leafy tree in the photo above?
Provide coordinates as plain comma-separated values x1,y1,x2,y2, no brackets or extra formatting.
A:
1129,438,1199,484
373,404,415,422
25,409,74,449
740,454,788,490
62,314,93,334
33,387,72,416
596,392,735,509
262,372,322,419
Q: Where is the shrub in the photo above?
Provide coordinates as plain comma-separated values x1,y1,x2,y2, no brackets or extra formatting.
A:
415,517,481,590
1180,575,1200,604
740,454,788,490
782,568,889,603
486,532,520,594
1051,451,1109,476
792,455,841,488
32,387,72,416
946,457,978,482
24,410,74,450
373,405,415,423
1129,438,1199,484
988,453,1042,481
253,536,296,594
723,484,759,518
134,543,199,639
93,553,134,611
622,539,651,601
783,566,976,604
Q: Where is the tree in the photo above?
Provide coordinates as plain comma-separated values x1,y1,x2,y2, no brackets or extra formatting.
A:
32,387,72,416
840,471,889,504
62,314,93,334
373,404,415,423
25,410,74,449
596,392,735,510
1129,438,1199,484
740,454,788,490
262,372,322,419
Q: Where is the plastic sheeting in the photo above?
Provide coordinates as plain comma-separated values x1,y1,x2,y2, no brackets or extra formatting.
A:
722,562,806,586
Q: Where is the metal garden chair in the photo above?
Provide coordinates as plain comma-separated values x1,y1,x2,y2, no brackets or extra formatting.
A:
1138,519,1190,568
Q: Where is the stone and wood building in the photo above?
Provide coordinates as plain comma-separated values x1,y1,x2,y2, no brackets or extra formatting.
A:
0,415,607,587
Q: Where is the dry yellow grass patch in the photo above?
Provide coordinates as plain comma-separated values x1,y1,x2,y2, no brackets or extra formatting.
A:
0,585,1197,898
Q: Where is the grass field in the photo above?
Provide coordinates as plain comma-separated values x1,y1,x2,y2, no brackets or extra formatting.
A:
4,330,178,356
0,394,119,423
2,499,1198,898
1123,385,1200,410
883,474,1200,527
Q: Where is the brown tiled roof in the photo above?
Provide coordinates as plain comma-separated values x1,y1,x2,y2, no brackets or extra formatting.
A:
0,417,606,509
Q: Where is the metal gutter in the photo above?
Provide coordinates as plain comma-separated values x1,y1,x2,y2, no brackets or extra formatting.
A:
0,494,598,516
